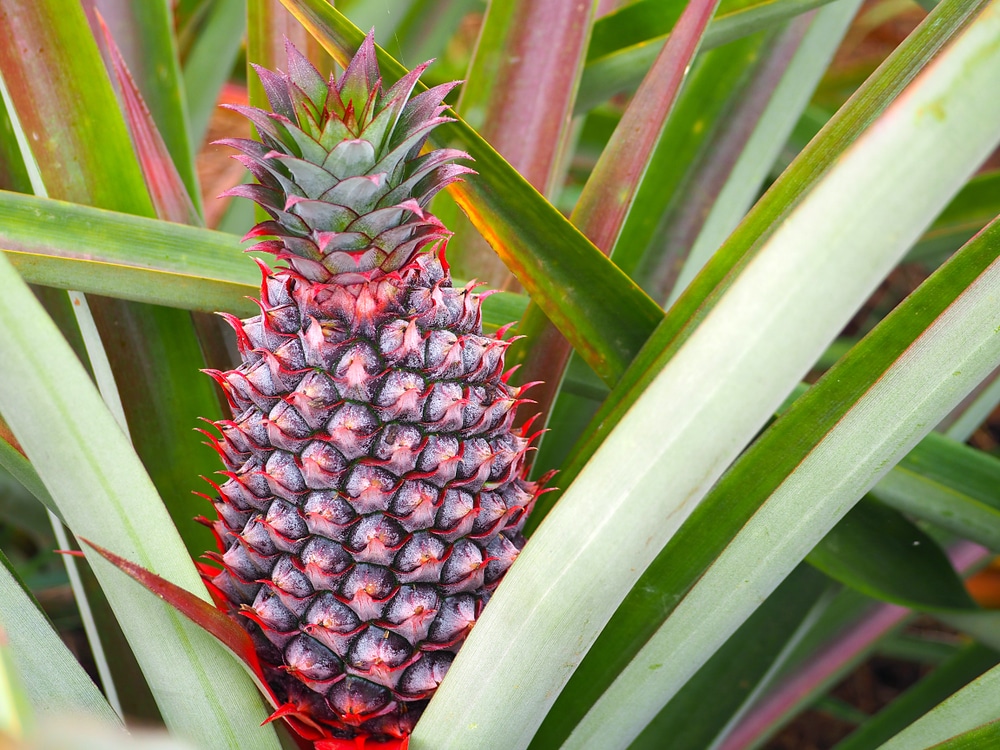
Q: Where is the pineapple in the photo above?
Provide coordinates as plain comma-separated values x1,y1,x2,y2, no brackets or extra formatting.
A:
200,35,543,742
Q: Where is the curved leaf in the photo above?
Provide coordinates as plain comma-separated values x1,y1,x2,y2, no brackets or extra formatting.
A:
833,643,998,750
547,0,992,523
182,0,246,149
807,496,977,611
578,0,840,110
880,665,1000,749
628,564,832,750
0,549,120,728
569,157,1000,750
0,248,281,748
445,0,593,285
84,0,200,206
870,432,1000,552
416,4,1000,747
512,0,718,442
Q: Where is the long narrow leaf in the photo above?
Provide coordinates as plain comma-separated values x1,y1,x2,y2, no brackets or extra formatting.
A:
0,248,281,748
807,496,977,611
549,0,991,516
0,190,526,332
97,16,201,225
0,549,121,727
182,0,246,149
84,0,201,205
880,666,1000,748
513,0,717,442
574,0,719,255
414,10,1000,746
833,643,999,750
446,0,593,284
661,0,859,303
569,153,1000,750
578,0,840,110
870,432,1000,552
629,565,832,750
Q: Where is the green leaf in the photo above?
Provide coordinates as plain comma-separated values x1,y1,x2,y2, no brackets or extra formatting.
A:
86,0,202,210
0,249,281,749
0,90,31,194
279,0,664,385
870,432,1000,553
0,190,526,333
661,0,860,303
833,643,999,750
0,4,153,212
807,496,977,611
627,564,832,750
578,0,841,111
0,548,120,728
928,719,1000,749
512,0,717,447
568,129,1000,750
549,0,992,518
880,664,1000,749
182,0,247,149
0,438,58,522
97,17,201,225
0,191,258,313
415,3,1000,747
912,171,1000,264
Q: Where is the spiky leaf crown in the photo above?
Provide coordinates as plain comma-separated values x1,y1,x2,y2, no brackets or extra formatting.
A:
220,34,472,282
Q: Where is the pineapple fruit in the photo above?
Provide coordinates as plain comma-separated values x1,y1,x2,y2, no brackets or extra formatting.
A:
200,35,543,742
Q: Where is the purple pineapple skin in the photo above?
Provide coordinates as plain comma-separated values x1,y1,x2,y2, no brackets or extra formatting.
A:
199,35,545,742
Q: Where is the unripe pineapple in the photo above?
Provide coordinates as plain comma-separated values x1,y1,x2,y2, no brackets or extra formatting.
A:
200,36,543,743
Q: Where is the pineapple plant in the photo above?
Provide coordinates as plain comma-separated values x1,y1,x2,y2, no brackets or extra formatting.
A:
199,34,544,742
0,1,999,750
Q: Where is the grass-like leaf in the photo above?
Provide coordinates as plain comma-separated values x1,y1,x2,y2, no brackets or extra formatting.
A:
415,9,1000,744
550,0,991,512
660,1,859,303
834,643,999,750
0,549,120,728
808,497,977,611
871,432,1000,552
578,0,841,110
182,0,246,149
97,16,201,225
83,0,201,206
0,248,281,748
880,666,1000,749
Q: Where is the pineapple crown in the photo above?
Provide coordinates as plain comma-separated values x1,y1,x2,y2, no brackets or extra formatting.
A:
220,33,472,282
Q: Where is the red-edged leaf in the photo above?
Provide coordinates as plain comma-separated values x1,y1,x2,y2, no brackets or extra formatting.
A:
82,538,269,691
83,539,409,745
95,12,201,225
445,0,594,285
513,0,720,434
576,0,719,251
81,538,337,743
